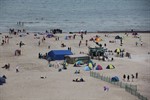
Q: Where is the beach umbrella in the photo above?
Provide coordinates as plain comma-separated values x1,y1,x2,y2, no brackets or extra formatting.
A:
106,64,115,69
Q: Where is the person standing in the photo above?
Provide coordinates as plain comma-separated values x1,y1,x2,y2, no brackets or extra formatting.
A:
81,34,83,40
131,74,134,82
135,41,138,46
79,40,81,47
104,43,107,47
85,40,88,46
123,74,126,81
19,41,22,48
127,75,130,82
38,41,40,46
136,72,138,79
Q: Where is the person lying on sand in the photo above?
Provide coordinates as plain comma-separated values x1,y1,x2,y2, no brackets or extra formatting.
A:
40,76,46,79
1,64,10,70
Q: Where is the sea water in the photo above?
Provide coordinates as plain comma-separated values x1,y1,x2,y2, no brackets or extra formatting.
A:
0,0,150,32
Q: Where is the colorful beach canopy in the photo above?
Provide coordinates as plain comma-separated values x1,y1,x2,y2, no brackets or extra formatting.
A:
95,65,103,70
106,64,115,69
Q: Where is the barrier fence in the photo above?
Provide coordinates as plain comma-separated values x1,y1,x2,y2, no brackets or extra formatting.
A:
90,71,148,100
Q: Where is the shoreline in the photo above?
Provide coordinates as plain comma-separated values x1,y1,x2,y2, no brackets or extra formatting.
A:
1,30,150,34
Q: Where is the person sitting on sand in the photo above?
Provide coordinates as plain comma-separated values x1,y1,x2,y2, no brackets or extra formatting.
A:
2,64,8,69
2,64,10,70
2,75,7,79
73,78,85,82
73,78,80,82
58,68,62,72
76,78,79,82
104,86,109,91
78,70,80,74
61,43,66,47
80,78,85,82
16,66,19,73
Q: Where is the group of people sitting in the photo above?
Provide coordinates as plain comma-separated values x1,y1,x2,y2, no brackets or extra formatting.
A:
74,70,80,74
38,53,47,59
61,43,66,47
73,78,85,82
1,64,10,70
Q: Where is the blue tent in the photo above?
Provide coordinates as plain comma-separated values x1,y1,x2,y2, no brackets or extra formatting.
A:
84,66,91,71
47,50,73,60
111,76,119,82
0,77,6,85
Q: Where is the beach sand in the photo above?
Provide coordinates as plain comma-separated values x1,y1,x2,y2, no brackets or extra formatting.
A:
0,32,149,100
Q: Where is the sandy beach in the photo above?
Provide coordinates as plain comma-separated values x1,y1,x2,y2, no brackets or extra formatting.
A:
0,32,150,100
